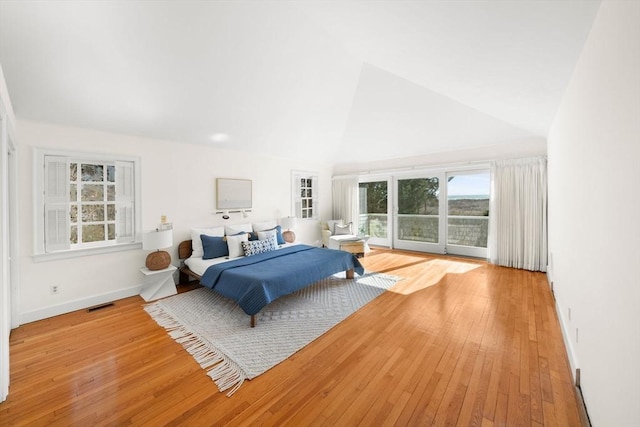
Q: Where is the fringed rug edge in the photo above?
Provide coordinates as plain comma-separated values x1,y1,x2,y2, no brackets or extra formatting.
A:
144,302,246,396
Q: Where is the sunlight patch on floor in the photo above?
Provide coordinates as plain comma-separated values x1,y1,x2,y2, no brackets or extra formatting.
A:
388,258,481,295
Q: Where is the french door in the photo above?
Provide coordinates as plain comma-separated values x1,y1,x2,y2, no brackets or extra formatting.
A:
392,169,490,258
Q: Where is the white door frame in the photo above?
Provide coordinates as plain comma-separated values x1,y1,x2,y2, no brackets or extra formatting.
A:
0,109,9,402
0,98,18,403
8,138,19,328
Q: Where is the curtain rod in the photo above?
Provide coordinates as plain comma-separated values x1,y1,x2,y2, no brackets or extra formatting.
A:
333,155,547,179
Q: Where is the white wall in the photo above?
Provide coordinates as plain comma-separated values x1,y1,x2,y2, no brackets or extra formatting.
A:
16,119,332,324
547,2,640,426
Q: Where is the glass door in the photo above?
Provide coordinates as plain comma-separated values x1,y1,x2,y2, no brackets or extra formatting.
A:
393,174,445,253
446,170,490,258
359,179,390,247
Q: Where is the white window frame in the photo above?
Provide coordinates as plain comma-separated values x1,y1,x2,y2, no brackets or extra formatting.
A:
291,170,318,220
33,148,142,262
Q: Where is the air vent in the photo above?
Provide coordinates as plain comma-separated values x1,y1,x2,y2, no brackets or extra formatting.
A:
86,302,114,312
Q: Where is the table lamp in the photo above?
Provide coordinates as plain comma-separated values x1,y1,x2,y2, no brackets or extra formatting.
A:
142,229,173,270
280,216,297,243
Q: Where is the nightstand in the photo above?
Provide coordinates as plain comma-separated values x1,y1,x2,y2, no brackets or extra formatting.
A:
139,265,177,301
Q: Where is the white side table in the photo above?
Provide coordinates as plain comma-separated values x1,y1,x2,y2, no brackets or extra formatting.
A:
139,265,178,302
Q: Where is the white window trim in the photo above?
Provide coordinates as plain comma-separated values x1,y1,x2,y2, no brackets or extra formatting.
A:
33,148,142,262
291,170,318,220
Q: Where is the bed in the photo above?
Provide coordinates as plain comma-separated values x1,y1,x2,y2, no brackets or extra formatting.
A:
178,240,364,326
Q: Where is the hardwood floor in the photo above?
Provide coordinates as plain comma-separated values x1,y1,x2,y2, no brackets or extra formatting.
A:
1,248,586,426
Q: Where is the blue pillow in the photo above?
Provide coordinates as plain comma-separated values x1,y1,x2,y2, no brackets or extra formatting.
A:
201,234,229,259
266,225,285,245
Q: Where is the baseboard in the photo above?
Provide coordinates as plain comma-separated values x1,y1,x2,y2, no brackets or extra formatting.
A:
547,266,590,425
19,285,142,325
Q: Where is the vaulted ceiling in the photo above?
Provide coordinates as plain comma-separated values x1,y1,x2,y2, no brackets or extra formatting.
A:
0,1,600,166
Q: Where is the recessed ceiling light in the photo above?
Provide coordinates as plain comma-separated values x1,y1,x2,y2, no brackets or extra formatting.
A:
209,133,230,143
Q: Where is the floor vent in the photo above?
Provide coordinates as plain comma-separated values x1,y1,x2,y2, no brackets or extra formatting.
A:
86,302,115,312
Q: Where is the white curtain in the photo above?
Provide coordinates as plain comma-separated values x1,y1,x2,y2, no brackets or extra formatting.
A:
489,157,547,272
332,177,359,231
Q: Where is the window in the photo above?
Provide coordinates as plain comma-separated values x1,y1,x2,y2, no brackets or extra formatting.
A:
292,171,318,220
35,149,141,260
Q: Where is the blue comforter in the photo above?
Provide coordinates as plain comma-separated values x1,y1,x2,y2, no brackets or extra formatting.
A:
200,245,364,315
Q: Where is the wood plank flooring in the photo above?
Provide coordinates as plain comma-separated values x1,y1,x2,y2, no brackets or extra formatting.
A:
0,248,586,426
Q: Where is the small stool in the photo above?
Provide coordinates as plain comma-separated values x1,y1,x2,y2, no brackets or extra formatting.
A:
340,240,365,258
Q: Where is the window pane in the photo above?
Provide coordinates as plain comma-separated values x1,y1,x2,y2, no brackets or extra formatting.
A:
82,184,104,201
107,165,115,182
70,163,77,181
81,164,104,182
107,185,115,201
306,179,312,187
301,189,305,197
70,205,78,223
306,189,312,197
107,224,116,240
82,225,105,243
397,177,439,243
447,172,490,248
302,199,307,208
359,181,388,238
70,184,77,201
107,204,116,221
70,226,78,244
82,204,104,222
302,210,308,219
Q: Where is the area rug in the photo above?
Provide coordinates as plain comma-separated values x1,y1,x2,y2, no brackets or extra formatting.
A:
144,272,400,396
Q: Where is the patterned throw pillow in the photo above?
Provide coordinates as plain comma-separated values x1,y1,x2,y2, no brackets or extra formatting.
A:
241,238,277,256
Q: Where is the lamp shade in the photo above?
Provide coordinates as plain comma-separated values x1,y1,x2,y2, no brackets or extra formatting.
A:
280,216,297,230
142,229,173,251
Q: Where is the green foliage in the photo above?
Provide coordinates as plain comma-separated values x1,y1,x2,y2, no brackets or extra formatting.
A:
359,182,388,214
398,178,439,215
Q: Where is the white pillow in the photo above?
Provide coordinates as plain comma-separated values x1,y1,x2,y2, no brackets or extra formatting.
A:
226,233,249,258
252,220,277,232
224,223,253,235
257,229,279,247
190,226,224,258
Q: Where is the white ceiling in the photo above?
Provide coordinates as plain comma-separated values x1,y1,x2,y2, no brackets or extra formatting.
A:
0,0,600,166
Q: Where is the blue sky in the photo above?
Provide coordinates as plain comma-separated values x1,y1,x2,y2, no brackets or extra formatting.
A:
447,173,490,196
